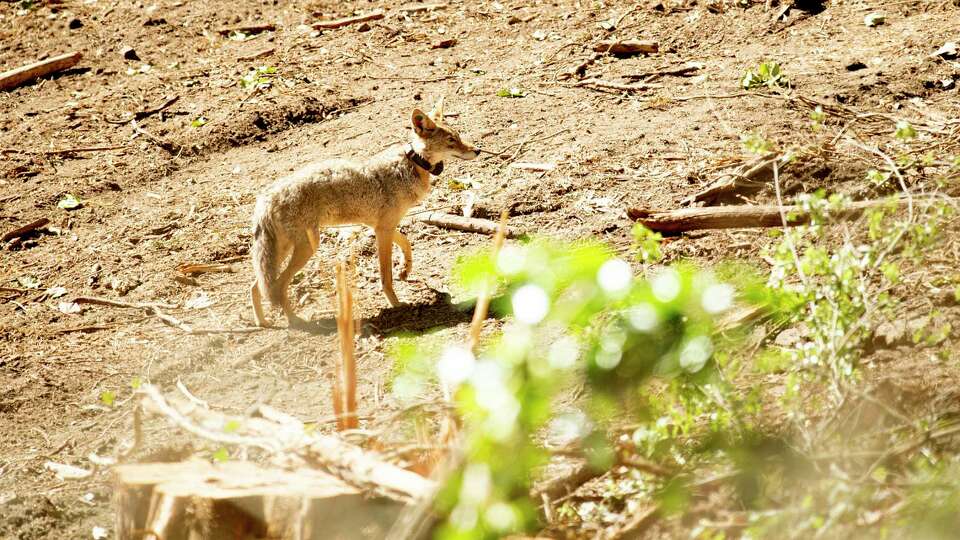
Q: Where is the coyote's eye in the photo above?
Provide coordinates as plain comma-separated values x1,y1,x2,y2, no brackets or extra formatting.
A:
447,136,455,143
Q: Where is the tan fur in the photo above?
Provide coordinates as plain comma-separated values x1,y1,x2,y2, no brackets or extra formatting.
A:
250,98,478,327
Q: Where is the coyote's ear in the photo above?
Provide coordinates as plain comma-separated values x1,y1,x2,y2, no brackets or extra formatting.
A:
411,108,436,136
429,96,445,120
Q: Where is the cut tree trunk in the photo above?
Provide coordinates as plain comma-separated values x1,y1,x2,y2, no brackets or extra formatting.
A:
628,197,934,233
114,460,414,540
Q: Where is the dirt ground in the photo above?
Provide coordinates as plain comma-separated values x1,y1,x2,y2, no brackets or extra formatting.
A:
1,0,959,537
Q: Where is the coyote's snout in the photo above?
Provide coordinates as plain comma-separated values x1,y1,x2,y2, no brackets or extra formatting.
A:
250,97,478,328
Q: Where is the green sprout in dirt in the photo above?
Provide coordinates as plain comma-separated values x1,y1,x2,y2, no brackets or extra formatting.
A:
191,116,208,128
239,66,277,90
396,226,746,538
496,87,527,98
741,61,789,90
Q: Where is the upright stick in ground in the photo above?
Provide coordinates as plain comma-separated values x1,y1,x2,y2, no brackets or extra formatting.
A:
333,259,358,430
467,210,510,353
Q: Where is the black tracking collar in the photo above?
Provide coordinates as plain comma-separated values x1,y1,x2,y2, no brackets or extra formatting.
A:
405,146,444,175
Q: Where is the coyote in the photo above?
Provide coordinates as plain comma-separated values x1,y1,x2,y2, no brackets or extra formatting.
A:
250,98,479,328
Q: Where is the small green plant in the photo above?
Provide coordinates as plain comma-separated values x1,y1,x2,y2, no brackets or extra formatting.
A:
191,116,208,128
100,390,116,407
741,130,773,154
809,105,825,131
496,87,527,98
895,120,917,142
240,66,277,90
741,61,789,90
58,193,82,210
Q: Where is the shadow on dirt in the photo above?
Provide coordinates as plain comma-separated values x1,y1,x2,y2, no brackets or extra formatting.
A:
289,288,497,337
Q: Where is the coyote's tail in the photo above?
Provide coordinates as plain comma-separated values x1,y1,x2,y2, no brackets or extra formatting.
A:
251,199,284,306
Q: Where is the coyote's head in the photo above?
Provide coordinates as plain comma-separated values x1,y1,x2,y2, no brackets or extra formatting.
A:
410,97,479,164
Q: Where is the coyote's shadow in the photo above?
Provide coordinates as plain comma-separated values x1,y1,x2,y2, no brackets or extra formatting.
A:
290,287,486,336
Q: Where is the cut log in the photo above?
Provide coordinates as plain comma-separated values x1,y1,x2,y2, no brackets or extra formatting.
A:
313,9,385,29
0,52,82,91
114,460,410,540
592,39,659,55
628,197,937,233
416,212,524,238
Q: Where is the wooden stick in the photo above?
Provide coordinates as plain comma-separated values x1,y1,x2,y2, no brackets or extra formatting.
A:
399,2,447,13
416,211,524,238
216,23,276,35
0,145,127,156
591,39,659,55
2,218,49,242
624,64,701,80
333,259,358,431
467,211,509,353
627,197,951,233
0,52,82,91
313,9,384,30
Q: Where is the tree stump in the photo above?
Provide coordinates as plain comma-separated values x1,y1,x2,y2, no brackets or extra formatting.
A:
114,460,411,540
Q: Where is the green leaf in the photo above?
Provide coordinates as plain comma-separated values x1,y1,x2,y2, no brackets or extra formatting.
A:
58,193,82,210
100,390,116,407
211,447,229,463
895,121,917,142
191,116,207,128
496,87,527,98
130,376,142,390
224,420,241,433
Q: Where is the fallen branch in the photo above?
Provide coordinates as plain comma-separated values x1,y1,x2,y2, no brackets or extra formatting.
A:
72,296,262,335
72,296,177,310
0,52,82,91
416,211,524,238
628,197,953,233
2,217,50,242
591,39,659,55
624,63,701,80
313,9,384,30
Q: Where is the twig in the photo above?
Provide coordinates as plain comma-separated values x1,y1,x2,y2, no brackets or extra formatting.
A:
0,52,83,91
313,9,384,30
138,384,280,453
333,258,358,431
72,296,177,310
2,218,49,242
398,3,447,13
216,23,276,35
237,48,276,62
130,120,181,155
0,145,128,156
176,379,209,409
104,96,180,124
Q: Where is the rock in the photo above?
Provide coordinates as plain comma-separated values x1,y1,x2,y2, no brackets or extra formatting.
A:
121,46,140,61
356,21,371,32
932,41,958,60
431,38,457,49
874,319,906,348
774,325,805,348
68,18,83,29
